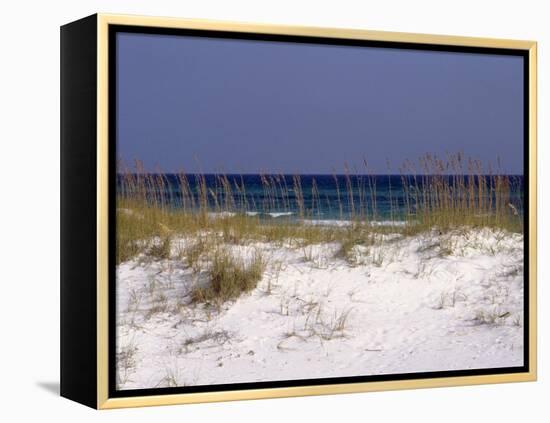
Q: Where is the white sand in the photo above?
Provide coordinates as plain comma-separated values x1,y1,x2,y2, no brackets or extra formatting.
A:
116,227,524,389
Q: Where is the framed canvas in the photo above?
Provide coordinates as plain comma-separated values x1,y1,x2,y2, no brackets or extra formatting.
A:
60,13,537,409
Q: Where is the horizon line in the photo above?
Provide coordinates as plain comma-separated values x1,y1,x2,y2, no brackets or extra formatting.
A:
116,172,524,177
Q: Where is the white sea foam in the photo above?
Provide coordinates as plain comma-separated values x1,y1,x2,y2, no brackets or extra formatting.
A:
268,212,294,218
207,211,236,219
303,219,353,227
369,220,409,227
303,219,409,228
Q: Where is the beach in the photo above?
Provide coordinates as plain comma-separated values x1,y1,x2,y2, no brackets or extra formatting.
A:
115,223,524,389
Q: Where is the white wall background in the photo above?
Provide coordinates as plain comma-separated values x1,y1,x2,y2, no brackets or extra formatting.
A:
1,0,546,421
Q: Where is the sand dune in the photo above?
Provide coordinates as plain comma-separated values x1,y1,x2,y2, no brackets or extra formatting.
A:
116,227,524,389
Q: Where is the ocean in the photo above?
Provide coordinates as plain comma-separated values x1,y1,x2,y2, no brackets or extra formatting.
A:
117,174,524,223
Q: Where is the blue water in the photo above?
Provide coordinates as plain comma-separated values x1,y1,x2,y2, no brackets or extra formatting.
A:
117,174,524,222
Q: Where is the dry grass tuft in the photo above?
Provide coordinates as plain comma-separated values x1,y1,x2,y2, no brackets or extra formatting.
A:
191,248,266,304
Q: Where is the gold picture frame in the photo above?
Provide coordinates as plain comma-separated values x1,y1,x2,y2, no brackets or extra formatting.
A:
60,13,537,409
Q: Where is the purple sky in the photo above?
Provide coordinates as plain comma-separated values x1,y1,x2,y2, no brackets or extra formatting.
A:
116,32,524,174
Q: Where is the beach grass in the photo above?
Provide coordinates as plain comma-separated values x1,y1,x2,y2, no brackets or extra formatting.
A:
116,153,523,300
191,247,266,305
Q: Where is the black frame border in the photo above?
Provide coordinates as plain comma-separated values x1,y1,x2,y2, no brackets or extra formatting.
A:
107,24,530,399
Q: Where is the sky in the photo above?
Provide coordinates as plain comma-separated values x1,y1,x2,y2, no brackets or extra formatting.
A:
116,32,524,174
